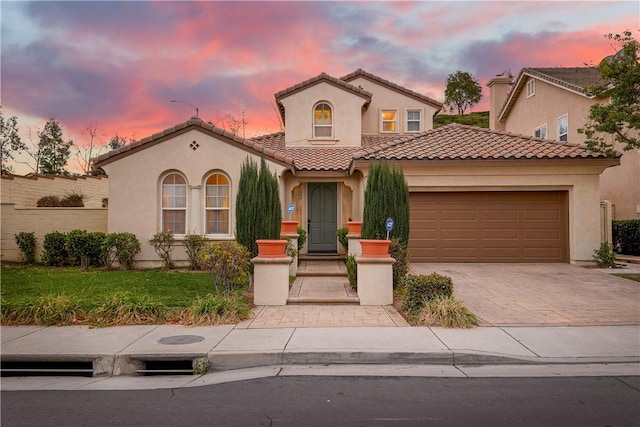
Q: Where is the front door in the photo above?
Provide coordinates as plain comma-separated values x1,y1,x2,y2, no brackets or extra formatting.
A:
307,183,337,253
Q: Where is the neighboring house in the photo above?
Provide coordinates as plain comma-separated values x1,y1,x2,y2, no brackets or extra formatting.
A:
94,69,618,266
488,67,640,220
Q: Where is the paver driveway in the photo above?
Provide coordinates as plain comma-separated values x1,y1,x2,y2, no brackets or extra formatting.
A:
410,263,640,326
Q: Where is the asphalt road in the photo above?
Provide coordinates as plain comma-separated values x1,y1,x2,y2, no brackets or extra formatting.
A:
2,376,639,426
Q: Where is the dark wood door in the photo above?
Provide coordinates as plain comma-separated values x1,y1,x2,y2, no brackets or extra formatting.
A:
308,183,337,253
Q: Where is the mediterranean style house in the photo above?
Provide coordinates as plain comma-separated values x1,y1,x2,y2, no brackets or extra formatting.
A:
94,69,619,266
488,67,640,220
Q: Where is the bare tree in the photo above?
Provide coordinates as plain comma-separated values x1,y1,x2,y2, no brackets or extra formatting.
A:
75,125,107,175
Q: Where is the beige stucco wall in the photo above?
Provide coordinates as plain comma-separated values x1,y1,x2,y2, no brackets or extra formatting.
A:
1,204,108,263
499,78,639,220
100,129,289,264
279,82,367,146
600,149,640,219
0,174,108,208
354,162,608,264
347,76,439,134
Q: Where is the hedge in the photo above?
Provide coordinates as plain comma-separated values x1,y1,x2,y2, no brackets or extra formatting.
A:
612,219,640,255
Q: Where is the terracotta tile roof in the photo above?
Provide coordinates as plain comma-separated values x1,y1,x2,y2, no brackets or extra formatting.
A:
353,124,613,161
499,67,606,121
250,132,400,172
341,69,443,110
93,117,295,168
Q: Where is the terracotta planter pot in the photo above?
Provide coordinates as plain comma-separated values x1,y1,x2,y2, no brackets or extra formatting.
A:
280,221,299,234
359,239,391,258
256,239,288,258
346,221,362,235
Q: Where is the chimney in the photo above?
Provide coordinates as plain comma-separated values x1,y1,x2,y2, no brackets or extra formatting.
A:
487,74,513,131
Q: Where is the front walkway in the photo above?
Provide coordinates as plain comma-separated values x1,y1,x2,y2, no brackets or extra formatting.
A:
239,260,409,328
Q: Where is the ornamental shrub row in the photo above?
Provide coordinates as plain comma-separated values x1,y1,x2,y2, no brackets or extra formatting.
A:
39,230,140,270
612,219,640,255
36,192,85,207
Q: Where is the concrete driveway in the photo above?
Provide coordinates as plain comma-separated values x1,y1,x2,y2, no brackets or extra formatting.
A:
410,263,640,326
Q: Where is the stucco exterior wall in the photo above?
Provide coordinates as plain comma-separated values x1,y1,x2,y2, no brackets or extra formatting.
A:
347,76,439,134
355,163,607,264
279,82,366,146
600,149,640,218
0,174,108,208
100,129,288,263
1,204,108,263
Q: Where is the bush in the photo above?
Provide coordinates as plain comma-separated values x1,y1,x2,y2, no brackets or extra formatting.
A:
37,195,62,207
389,238,409,289
414,295,478,328
593,241,616,268
345,255,357,290
102,233,119,268
337,227,349,252
184,234,206,270
150,231,175,269
199,241,251,296
402,273,454,315
60,191,85,207
66,229,92,271
14,232,36,264
42,231,68,266
613,219,640,255
297,226,307,253
88,232,108,267
113,232,141,270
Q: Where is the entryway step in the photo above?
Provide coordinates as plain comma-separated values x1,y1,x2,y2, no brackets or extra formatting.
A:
299,254,345,261
287,296,360,305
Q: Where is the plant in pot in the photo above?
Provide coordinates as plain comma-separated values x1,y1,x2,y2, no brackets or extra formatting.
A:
361,161,409,258
236,157,286,258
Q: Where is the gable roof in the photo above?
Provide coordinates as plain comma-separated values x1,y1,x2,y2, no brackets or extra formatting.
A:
92,117,295,168
274,72,373,124
352,123,617,164
341,68,443,110
499,67,605,121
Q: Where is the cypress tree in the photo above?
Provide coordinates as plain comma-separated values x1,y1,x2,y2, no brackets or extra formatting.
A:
362,161,410,245
235,157,282,259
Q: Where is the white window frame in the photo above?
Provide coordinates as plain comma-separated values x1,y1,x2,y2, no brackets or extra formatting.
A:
557,114,568,142
204,172,231,236
526,79,535,98
533,124,547,139
313,102,333,139
160,172,188,235
405,109,422,133
380,109,398,133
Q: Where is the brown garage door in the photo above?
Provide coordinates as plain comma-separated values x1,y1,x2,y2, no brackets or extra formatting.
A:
409,191,568,262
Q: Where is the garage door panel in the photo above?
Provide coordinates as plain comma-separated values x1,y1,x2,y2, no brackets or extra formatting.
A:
409,191,568,263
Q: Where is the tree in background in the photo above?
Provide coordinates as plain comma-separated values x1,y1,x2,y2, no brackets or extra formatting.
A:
579,30,640,157
0,111,26,174
37,118,73,174
443,71,483,115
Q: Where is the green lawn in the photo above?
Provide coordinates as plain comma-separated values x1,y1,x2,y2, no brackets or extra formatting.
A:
1,265,214,309
613,273,640,283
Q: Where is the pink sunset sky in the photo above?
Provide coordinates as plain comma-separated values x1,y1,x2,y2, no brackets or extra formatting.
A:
1,1,638,173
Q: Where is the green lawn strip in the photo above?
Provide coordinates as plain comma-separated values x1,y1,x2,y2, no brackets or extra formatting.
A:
1,265,214,311
613,273,640,283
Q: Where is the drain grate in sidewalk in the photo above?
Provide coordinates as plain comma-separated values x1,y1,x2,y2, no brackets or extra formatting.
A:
1,361,94,377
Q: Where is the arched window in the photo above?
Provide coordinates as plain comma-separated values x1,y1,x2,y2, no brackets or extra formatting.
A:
204,173,230,234
313,102,333,138
161,173,187,234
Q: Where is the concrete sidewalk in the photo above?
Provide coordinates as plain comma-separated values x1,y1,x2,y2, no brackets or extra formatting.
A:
2,323,638,390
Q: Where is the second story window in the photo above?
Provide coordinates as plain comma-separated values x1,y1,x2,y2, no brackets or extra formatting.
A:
534,124,547,139
526,79,535,98
313,102,332,138
406,109,422,132
381,109,397,133
558,115,568,142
